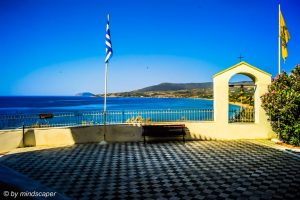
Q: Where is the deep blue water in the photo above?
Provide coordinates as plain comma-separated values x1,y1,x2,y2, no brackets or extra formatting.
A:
0,97,241,129
0,96,223,115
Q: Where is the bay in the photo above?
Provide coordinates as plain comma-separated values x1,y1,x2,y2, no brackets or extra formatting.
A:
0,96,233,115
0,96,241,129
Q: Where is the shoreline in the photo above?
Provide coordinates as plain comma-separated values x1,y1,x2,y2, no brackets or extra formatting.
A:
106,96,251,108
229,101,253,108
103,95,214,100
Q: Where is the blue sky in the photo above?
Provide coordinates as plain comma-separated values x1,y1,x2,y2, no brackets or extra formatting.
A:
1,0,299,96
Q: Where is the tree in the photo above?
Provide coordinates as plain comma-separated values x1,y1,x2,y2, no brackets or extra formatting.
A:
261,65,300,145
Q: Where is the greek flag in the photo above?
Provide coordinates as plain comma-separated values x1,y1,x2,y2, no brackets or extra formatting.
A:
105,14,113,63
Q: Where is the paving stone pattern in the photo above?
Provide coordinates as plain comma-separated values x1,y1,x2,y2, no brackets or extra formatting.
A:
249,140,300,158
1,141,300,199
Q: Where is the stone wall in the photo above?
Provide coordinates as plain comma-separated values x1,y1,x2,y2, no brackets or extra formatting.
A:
0,121,276,153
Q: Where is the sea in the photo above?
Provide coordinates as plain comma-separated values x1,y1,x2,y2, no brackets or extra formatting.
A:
0,96,243,114
0,96,240,129
0,96,223,114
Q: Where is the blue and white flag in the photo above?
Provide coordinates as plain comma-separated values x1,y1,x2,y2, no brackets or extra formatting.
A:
105,14,113,63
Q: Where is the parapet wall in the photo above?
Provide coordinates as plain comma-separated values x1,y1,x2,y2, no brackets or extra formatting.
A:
185,122,275,140
0,130,23,153
0,125,143,153
0,122,275,154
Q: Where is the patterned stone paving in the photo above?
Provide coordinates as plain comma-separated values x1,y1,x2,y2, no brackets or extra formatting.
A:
1,140,300,199
249,140,300,158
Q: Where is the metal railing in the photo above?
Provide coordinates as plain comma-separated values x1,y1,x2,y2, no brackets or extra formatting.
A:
229,108,254,123
0,109,214,130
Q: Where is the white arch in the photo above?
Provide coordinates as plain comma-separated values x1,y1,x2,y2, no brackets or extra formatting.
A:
213,62,271,125
184,62,274,139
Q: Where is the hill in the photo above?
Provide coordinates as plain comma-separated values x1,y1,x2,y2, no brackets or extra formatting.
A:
135,82,213,92
75,92,96,97
110,82,214,99
229,81,254,86
108,81,255,105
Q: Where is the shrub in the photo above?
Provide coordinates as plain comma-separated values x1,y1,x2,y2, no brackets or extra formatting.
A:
261,64,300,146
126,116,146,124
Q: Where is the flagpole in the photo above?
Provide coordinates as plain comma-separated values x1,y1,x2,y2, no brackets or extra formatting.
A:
103,62,108,142
102,13,112,144
278,4,281,75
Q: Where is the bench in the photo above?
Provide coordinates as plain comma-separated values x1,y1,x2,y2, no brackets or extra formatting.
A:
142,124,186,143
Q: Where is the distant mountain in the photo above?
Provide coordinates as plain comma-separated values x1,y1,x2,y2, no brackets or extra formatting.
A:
135,82,213,92
76,92,96,97
102,81,254,99
229,81,254,86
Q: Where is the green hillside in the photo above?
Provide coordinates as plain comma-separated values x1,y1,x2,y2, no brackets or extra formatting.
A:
106,81,255,106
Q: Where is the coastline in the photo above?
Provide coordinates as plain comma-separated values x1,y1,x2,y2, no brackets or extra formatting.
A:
104,95,214,101
107,96,251,107
100,96,251,108
229,101,253,108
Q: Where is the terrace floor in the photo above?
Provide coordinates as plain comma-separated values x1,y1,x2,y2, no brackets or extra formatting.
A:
1,140,300,199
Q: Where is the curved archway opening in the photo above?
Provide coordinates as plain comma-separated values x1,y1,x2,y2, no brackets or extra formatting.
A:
228,74,255,123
